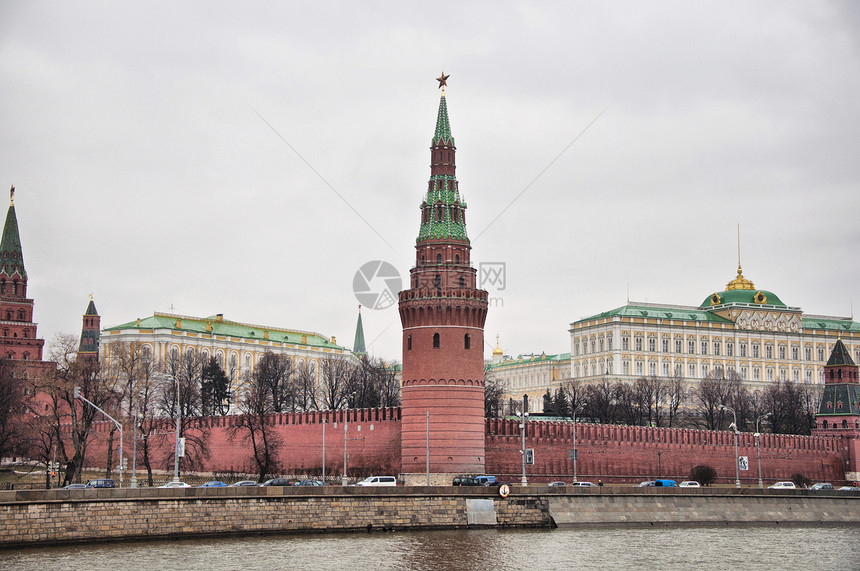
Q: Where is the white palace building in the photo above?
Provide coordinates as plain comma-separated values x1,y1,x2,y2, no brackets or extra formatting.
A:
491,266,860,412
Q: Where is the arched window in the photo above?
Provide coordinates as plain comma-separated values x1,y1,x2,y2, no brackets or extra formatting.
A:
464,334,471,350
455,254,460,264
407,335,412,350
436,254,442,264
433,333,440,349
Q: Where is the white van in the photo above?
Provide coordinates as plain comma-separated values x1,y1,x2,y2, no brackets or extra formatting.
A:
354,476,397,487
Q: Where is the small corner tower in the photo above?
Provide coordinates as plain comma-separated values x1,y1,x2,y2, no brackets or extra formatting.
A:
0,186,45,363
398,74,489,478
78,295,101,361
813,338,860,482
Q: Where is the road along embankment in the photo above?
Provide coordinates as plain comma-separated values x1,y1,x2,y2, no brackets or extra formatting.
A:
1,486,858,548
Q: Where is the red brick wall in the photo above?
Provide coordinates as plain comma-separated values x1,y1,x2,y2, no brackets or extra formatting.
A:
485,418,847,485
77,411,850,485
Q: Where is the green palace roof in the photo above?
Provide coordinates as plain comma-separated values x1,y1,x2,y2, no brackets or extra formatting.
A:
574,304,733,326
488,352,571,370
103,313,344,350
699,288,786,309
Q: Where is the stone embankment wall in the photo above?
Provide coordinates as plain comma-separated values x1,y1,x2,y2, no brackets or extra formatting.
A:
2,487,858,548
486,419,847,484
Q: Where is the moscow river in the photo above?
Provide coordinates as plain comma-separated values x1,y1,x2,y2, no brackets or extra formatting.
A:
2,525,858,571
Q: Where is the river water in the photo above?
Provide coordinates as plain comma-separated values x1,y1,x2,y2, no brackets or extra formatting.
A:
2,526,858,570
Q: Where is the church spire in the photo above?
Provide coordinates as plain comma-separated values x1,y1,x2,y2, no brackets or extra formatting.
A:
353,305,366,355
0,185,26,280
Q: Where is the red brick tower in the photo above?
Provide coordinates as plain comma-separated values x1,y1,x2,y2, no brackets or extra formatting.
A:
813,339,860,482
0,186,45,363
77,296,101,361
399,75,489,477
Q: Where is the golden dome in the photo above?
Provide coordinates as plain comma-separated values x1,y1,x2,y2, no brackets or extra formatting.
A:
492,334,503,356
726,264,755,291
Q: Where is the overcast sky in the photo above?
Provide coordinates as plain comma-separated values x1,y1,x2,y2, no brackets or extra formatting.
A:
2,1,858,362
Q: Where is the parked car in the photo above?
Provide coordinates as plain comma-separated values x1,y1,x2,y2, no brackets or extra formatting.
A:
810,483,834,490
636,481,656,487
230,480,259,487
355,476,397,487
199,481,226,488
571,481,598,487
62,483,88,490
678,481,701,488
296,480,326,486
837,486,859,491
159,481,191,488
654,479,677,487
260,478,292,487
547,481,567,487
452,476,481,486
85,479,115,489
768,481,796,489
474,475,497,486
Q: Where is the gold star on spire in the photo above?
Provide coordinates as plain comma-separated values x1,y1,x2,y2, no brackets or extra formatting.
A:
436,71,450,91
9,185,14,206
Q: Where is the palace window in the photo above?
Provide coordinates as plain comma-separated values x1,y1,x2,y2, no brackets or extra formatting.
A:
740,343,747,358
648,338,656,352
818,347,825,361
607,334,613,350
636,361,644,375
574,340,580,356
805,370,812,383
752,344,760,359
766,344,773,359
805,346,812,361
779,368,787,382
599,337,605,352
714,341,721,356
766,368,774,382
675,364,682,376
791,346,799,360
591,338,596,353
740,366,748,380
662,363,670,377
622,335,630,351
649,362,657,376
753,367,761,381
662,338,669,353
675,338,682,353
635,337,643,351
623,361,630,375
688,340,696,354
726,342,733,357
778,345,786,360
702,364,709,377
701,340,708,355
689,363,696,378
792,369,800,382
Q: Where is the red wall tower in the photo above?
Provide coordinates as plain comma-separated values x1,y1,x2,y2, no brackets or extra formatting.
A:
399,78,489,476
0,187,45,364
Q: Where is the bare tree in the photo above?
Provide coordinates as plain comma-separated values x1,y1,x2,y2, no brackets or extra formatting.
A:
293,360,319,411
559,379,587,417
320,355,352,409
229,371,282,481
664,376,684,428
254,352,294,413
484,366,505,418
0,359,25,461
583,378,620,424
156,351,210,477
38,333,118,485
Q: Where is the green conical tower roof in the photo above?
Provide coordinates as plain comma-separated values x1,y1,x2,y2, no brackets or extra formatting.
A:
0,188,26,279
85,298,98,316
433,93,454,146
417,91,469,244
353,306,366,355
826,338,855,367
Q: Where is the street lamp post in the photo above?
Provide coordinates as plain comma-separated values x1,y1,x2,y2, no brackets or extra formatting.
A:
172,376,181,483
520,410,529,486
718,404,741,488
755,412,772,489
73,387,123,487
572,406,583,482
322,418,326,483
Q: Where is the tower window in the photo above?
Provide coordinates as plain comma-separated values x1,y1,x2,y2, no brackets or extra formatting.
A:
436,254,442,264
433,333,440,349
407,335,412,350
464,334,470,350
459,276,465,287
455,254,460,264
435,275,441,288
